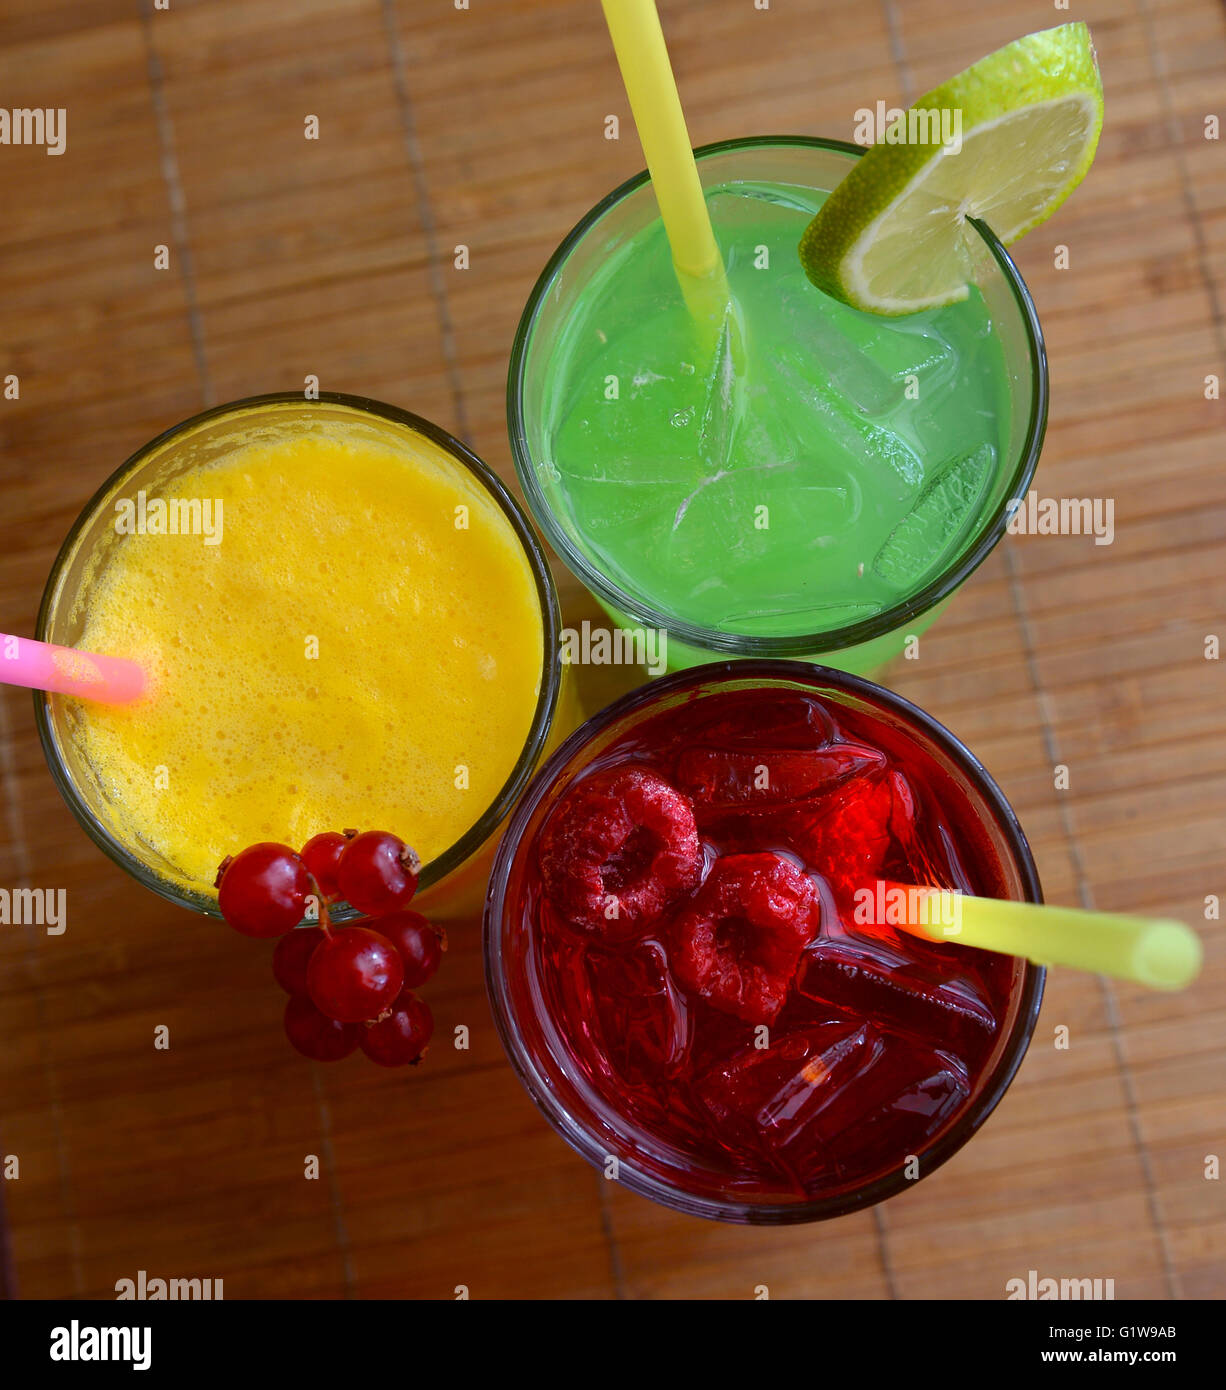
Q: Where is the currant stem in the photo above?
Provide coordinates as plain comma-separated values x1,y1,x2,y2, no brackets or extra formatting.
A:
305,871,334,938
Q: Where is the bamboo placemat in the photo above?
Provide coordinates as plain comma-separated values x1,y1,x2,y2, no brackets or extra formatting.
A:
0,0,1222,1299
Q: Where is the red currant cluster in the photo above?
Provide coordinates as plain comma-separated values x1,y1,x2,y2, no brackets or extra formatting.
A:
214,830,443,1068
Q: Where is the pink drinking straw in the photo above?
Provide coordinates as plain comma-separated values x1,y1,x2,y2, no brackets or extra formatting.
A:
0,633,146,705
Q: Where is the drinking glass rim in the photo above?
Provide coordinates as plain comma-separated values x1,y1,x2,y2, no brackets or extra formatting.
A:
34,390,563,918
484,659,1046,1224
507,133,1049,657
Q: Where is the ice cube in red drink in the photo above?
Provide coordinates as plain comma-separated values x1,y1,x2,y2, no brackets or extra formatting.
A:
675,743,885,812
696,1020,874,1180
584,939,692,1085
697,1019,970,1185
796,926,1000,1061
793,1032,972,1171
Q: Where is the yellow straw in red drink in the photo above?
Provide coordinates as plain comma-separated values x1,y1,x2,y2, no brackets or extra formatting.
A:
882,882,1202,992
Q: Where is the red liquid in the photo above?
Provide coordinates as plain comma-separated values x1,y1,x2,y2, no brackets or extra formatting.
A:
504,685,1027,1209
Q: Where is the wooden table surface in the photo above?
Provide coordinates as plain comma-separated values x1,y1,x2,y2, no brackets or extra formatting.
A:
1,0,1223,1300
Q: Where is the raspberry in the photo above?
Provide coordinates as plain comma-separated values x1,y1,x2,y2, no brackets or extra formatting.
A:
788,775,896,900
669,853,821,1025
538,766,702,940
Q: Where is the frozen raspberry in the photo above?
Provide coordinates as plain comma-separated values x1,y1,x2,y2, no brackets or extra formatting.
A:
538,766,702,940
788,775,896,900
675,742,885,811
670,853,821,1025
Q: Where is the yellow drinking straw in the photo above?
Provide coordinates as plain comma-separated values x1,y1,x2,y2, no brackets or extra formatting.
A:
600,0,733,333
887,883,1203,992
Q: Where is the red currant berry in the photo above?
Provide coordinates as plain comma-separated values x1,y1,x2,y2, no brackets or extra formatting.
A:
271,926,325,997
360,992,433,1067
336,831,421,916
307,927,404,1023
371,911,445,988
300,831,348,901
216,842,309,938
283,995,359,1062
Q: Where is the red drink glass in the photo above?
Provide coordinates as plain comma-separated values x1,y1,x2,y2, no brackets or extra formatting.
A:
484,662,1044,1223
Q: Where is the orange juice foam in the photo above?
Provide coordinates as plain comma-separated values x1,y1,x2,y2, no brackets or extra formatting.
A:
68,424,545,892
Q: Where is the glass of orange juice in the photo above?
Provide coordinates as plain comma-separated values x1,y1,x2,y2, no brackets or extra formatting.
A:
35,393,567,920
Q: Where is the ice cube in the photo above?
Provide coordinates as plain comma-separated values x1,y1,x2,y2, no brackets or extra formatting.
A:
656,453,859,629
781,275,957,418
696,312,743,474
551,453,705,530
676,742,886,811
795,928,998,1060
697,1020,875,1174
801,1037,971,1170
584,940,692,1085
774,353,923,490
699,1014,971,1183
682,690,835,750
785,310,899,418
872,442,995,590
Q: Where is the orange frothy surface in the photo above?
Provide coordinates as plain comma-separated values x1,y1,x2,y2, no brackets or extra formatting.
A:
70,425,545,890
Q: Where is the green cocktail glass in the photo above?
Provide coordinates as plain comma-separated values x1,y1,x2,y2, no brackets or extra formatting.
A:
509,136,1047,673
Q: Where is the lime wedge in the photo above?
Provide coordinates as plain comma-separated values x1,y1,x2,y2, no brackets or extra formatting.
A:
800,23,1104,315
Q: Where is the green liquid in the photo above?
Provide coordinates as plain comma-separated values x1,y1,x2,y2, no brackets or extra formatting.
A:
539,179,1012,639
